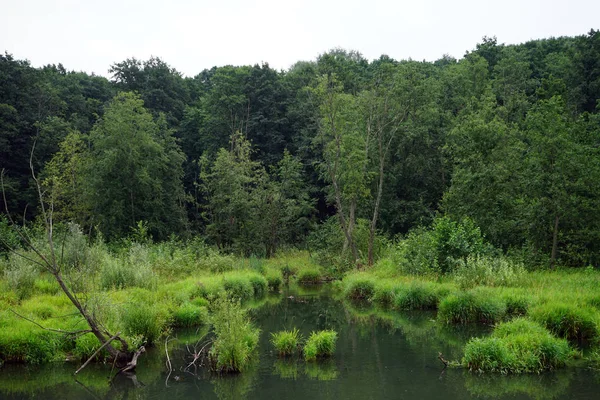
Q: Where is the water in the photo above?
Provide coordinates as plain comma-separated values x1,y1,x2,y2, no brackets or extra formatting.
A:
1,285,599,400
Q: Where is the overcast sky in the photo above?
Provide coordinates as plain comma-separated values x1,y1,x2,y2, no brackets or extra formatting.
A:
1,0,598,77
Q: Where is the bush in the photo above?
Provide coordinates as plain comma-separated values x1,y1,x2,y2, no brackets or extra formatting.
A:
271,328,302,356
304,330,338,361
343,275,376,300
438,289,506,324
172,302,208,328
394,281,441,310
463,318,571,373
530,303,599,342
209,297,260,373
454,255,525,289
4,256,38,300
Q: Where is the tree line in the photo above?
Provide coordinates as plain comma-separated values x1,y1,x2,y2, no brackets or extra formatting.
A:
1,30,600,267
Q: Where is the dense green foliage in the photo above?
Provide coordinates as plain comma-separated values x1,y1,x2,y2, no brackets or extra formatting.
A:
270,328,302,356
1,30,600,267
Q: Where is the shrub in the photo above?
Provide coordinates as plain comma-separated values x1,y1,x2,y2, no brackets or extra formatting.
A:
4,256,38,300
209,297,260,373
394,281,442,310
297,268,322,284
530,303,599,342
343,275,376,300
463,318,571,373
271,328,302,356
304,330,338,361
438,289,506,324
172,303,208,328
454,255,525,289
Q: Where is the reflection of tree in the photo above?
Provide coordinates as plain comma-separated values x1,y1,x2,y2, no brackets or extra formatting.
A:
463,370,572,400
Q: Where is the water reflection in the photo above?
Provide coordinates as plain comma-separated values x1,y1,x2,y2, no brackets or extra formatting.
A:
1,284,599,400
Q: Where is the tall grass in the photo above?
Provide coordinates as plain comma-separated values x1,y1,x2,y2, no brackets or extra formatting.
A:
209,296,260,373
438,289,506,324
304,330,338,361
270,328,302,356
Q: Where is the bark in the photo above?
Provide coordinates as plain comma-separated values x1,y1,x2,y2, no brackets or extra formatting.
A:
550,214,560,269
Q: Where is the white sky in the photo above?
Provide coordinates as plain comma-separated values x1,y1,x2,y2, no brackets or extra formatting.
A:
1,0,598,77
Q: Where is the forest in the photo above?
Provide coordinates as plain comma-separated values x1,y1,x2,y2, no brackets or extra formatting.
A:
1,30,600,387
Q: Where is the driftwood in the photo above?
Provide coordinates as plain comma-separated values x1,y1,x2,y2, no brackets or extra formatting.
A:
119,346,146,374
438,352,449,368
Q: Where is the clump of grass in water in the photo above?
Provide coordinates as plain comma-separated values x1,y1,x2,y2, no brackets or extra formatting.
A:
304,330,338,361
265,269,283,292
209,296,260,373
270,328,302,356
529,302,599,343
438,288,506,324
463,318,571,373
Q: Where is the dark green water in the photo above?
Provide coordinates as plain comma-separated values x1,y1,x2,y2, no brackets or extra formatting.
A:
1,285,599,399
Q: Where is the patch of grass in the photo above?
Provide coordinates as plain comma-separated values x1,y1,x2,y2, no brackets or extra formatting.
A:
529,303,599,342
248,274,268,298
172,302,208,328
120,299,170,345
265,269,283,292
270,328,302,356
463,318,571,373
453,255,525,289
372,281,401,307
343,275,376,300
209,296,260,373
222,274,254,301
394,281,442,310
502,291,530,317
304,330,338,361
73,333,110,361
438,289,506,325
0,320,62,363
297,268,322,284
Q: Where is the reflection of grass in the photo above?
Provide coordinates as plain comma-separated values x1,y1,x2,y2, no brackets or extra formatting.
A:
273,358,299,379
463,369,572,400
305,359,338,381
212,357,258,400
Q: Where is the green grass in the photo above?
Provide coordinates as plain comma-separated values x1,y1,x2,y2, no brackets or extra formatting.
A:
463,318,571,373
438,289,506,324
304,330,338,361
270,328,302,356
529,302,599,342
172,302,208,327
209,296,260,373
297,268,323,284
343,274,376,300
394,281,446,310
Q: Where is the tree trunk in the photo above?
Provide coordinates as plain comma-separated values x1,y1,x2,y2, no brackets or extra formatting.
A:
550,214,559,269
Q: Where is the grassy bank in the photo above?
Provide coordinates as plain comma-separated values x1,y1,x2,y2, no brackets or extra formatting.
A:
338,262,600,372
0,240,328,365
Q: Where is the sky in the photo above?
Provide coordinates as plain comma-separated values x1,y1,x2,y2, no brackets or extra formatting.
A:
1,0,599,77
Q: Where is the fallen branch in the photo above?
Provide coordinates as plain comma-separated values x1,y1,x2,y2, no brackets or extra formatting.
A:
75,332,121,375
119,346,146,374
438,352,449,368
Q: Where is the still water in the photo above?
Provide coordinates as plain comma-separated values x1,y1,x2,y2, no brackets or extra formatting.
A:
1,285,599,399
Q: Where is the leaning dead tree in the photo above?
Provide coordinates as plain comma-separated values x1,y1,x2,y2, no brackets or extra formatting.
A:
1,147,143,371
